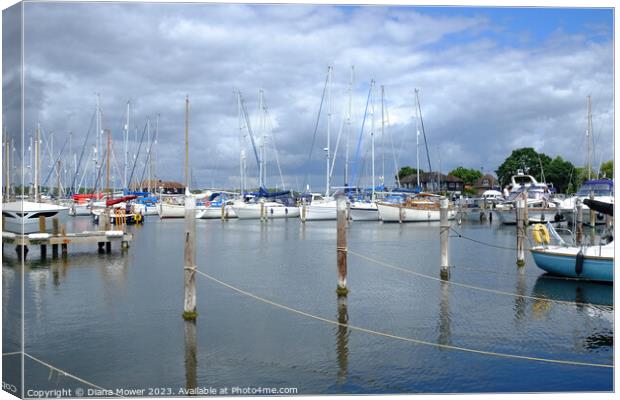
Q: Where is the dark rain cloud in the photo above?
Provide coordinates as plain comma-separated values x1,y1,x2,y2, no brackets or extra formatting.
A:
5,2,614,190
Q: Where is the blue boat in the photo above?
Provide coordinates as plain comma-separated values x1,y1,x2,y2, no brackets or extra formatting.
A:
530,244,613,282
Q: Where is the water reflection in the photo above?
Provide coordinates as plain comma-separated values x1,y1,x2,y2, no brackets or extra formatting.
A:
531,276,613,352
513,268,527,322
437,279,451,346
335,296,349,385
184,320,197,393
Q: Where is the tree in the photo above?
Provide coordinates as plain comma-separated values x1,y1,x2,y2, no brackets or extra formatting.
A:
495,148,551,188
448,167,482,186
397,166,422,180
543,156,576,194
600,160,613,179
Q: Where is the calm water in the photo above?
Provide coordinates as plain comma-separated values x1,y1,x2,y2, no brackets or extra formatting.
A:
2,215,614,395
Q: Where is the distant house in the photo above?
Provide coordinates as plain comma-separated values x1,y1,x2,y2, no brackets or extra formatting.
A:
138,179,184,194
473,174,500,195
400,172,464,193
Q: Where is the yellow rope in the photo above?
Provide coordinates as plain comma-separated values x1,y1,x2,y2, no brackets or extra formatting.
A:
348,250,606,308
194,269,612,369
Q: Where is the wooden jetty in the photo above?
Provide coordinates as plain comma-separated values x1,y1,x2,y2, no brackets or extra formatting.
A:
2,230,132,259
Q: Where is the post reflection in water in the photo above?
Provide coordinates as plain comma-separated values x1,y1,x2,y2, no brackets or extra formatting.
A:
336,295,349,385
514,267,527,322
438,279,451,347
184,320,198,393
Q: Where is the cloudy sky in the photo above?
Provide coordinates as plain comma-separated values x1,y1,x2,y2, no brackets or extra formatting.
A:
3,2,614,191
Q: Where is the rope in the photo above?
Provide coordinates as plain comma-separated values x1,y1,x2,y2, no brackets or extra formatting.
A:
194,269,611,369
449,226,520,251
2,351,21,356
23,352,115,394
348,250,603,308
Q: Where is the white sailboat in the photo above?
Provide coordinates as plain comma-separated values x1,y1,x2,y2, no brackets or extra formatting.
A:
300,66,339,221
158,95,191,219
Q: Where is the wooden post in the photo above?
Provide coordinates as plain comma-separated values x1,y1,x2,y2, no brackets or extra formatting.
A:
523,189,529,226
440,197,450,279
51,217,59,258
336,193,348,296
61,224,68,256
398,202,403,224
102,209,111,231
516,198,526,267
38,215,46,233
183,196,198,320
575,198,583,246
301,203,306,223
220,202,226,221
39,216,47,259
589,192,596,228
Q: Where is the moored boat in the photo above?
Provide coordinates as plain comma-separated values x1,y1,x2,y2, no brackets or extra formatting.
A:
2,200,69,233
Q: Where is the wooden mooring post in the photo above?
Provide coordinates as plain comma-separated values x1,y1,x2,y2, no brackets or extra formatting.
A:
51,217,59,258
336,193,348,296
575,198,583,246
39,216,47,259
516,198,526,267
183,196,198,320
440,197,450,280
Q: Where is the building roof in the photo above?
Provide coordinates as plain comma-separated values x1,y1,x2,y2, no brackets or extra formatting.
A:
139,179,184,189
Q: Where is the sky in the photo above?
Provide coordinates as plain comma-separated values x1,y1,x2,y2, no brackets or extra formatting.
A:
2,2,614,192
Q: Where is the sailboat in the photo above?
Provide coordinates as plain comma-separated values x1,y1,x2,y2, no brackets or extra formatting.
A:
349,80,381,221
157,95,190,219
230,90,299,220
3,123,69,233
300,66,340,221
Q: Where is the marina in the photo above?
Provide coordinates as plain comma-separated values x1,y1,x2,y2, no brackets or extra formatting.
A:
2,207,614,394
1,2,615,397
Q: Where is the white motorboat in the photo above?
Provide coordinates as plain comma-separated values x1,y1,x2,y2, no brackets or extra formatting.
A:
557,179,614,224
2,200,69,234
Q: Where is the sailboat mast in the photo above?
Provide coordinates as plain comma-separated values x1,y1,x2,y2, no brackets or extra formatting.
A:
381,85,385,187
96,93,101,196
415,95,420,188
147,117,151,193
4,134,10,200
184,95,190,190
345,65,353,188
106,129,111,195
326,66,332,197
258,89,265,189
370,80,376,200
35,123,40,202
124,100,130,189
586,95,592,180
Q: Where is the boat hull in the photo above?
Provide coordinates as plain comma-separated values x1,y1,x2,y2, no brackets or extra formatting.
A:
349,203,379,221
233,204,299,219
530,247,613,282
377,202,455,222
496,208,560,225
197,205,238,219
300,204,337,221
2,201,70,234
157,203,186,218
